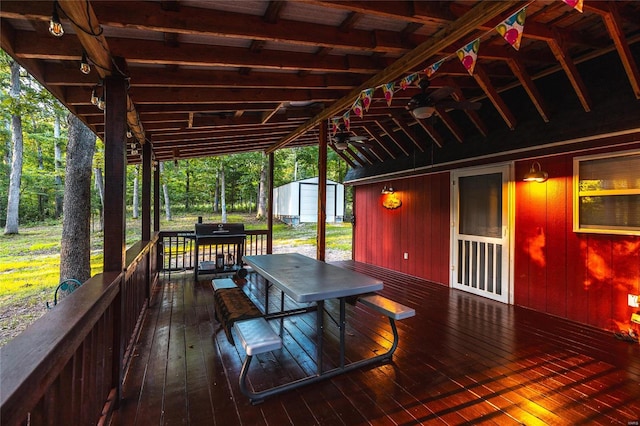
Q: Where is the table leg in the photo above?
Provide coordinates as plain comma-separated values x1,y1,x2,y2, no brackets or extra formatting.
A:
316,300,324,375
339,298,346,368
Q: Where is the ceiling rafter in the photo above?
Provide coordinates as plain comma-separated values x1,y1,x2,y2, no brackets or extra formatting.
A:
267,1,522,153
56,0,145,144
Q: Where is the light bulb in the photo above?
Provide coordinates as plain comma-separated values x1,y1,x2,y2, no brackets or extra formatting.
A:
49,5,64,37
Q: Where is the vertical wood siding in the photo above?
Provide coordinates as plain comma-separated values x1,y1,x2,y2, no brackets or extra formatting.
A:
513,152,639,330
353,173,450,285
354,149,640,331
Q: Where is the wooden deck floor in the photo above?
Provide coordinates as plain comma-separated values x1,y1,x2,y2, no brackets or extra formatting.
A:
113,261,640,425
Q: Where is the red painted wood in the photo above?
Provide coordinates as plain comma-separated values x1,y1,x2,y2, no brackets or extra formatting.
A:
544,155,569,318
354,173,450,286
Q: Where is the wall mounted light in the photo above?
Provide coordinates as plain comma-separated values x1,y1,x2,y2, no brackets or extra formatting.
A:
381,185,395,194
523,161,548,183
49,1,64,37
80,50,91,75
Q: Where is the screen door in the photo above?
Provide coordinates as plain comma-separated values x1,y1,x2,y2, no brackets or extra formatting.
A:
451,166,510,303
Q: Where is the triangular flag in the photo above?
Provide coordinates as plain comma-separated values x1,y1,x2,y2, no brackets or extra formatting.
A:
382,82,395,107
331,117,340,136
424,59,444,78
352,98,363,118
361,88,374,112
343,111,350,131
496,7,526,51
457,38,480,76
400,73,418,90
562,0,583,13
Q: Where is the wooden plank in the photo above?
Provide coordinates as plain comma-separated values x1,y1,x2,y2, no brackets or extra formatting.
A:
267,1,522,153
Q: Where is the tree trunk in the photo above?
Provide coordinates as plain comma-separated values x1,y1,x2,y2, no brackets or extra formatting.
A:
185,162,191,211
220,162,227,223
213,172,219,213
94,166,105,231
132,164,139,219
160,162,172,221
54,115,63,218
256,153,267,219
60,114,96,283
4,61,23,235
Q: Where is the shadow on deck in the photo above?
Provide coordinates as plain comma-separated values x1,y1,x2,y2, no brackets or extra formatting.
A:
113,261,640,425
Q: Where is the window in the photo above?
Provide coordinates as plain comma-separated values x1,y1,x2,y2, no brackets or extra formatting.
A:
573,149,640,235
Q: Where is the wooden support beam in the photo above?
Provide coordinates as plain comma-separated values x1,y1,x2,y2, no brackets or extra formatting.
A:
375,120,410,156
506,58,550,123
434,107,464,143
316,120,327,262
445,78,488,137
472,64,517,130
103,76,127,273
390,111,426,152
596,2,640,99
546,34,592,112
363,123,396,160
266,1,521,153
57,0,145,144
413,118,444,148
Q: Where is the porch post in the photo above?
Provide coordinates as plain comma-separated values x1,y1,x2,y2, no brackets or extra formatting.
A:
103,75,127,408
103,76,127,273
142,142,151,242
316,120,327,261
267,152,274,254
154,160,160,232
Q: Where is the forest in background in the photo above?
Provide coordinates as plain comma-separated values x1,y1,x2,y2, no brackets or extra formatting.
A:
0,51,352,232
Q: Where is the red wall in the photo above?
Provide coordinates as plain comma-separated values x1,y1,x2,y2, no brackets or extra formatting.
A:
514,154,640,331
353,172,450,285
353,152,640,331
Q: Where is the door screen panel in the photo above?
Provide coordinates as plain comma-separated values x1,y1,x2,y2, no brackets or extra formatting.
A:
459,173,502,237
452,167,509,303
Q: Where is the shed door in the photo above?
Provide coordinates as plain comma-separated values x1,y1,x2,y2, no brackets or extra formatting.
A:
451,166,511,303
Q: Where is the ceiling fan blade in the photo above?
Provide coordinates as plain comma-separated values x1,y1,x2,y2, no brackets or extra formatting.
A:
437,100,482,110
349,135,368,142
429,86,455,102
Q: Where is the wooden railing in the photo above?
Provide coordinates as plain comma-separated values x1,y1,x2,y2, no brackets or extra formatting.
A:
0,228,268,425
158,229,269,272
0,236,158,426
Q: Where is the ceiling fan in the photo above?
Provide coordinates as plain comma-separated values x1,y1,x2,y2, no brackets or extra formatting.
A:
408,79,482,119
330,131,371,151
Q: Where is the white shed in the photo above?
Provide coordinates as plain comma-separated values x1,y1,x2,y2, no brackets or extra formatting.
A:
273,177,345,224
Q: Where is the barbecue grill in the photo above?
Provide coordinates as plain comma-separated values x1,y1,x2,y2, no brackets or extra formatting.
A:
194,223,247,281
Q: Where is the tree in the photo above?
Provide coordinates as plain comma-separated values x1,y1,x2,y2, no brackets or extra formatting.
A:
256,152,267,219
4,60,23,235
59,114,96,283
159,162,172,221
132,164,139,218
53,114,63,218
220,160,227,223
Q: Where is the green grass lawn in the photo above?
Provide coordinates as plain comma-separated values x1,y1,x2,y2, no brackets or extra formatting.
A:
0,213,351,346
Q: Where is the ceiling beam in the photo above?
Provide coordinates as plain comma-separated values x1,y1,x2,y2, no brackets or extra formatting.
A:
266,1,522,154
472,64,517,130
57,0,145,144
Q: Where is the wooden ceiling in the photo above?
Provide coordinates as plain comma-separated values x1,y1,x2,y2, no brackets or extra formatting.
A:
2,1,639,169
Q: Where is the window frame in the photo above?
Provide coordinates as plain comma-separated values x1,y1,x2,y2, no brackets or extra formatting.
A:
573,148,640,236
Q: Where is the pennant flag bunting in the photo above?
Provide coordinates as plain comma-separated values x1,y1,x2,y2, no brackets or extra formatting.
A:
562,0,583,13
352,98,364,118
331,117,340,136
328,1,587,128
382,82,395,106
457,38,480,76
361,88,374,112
424,59,444,78
496,7,526,50
343,111,351,131
400,73,418,90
